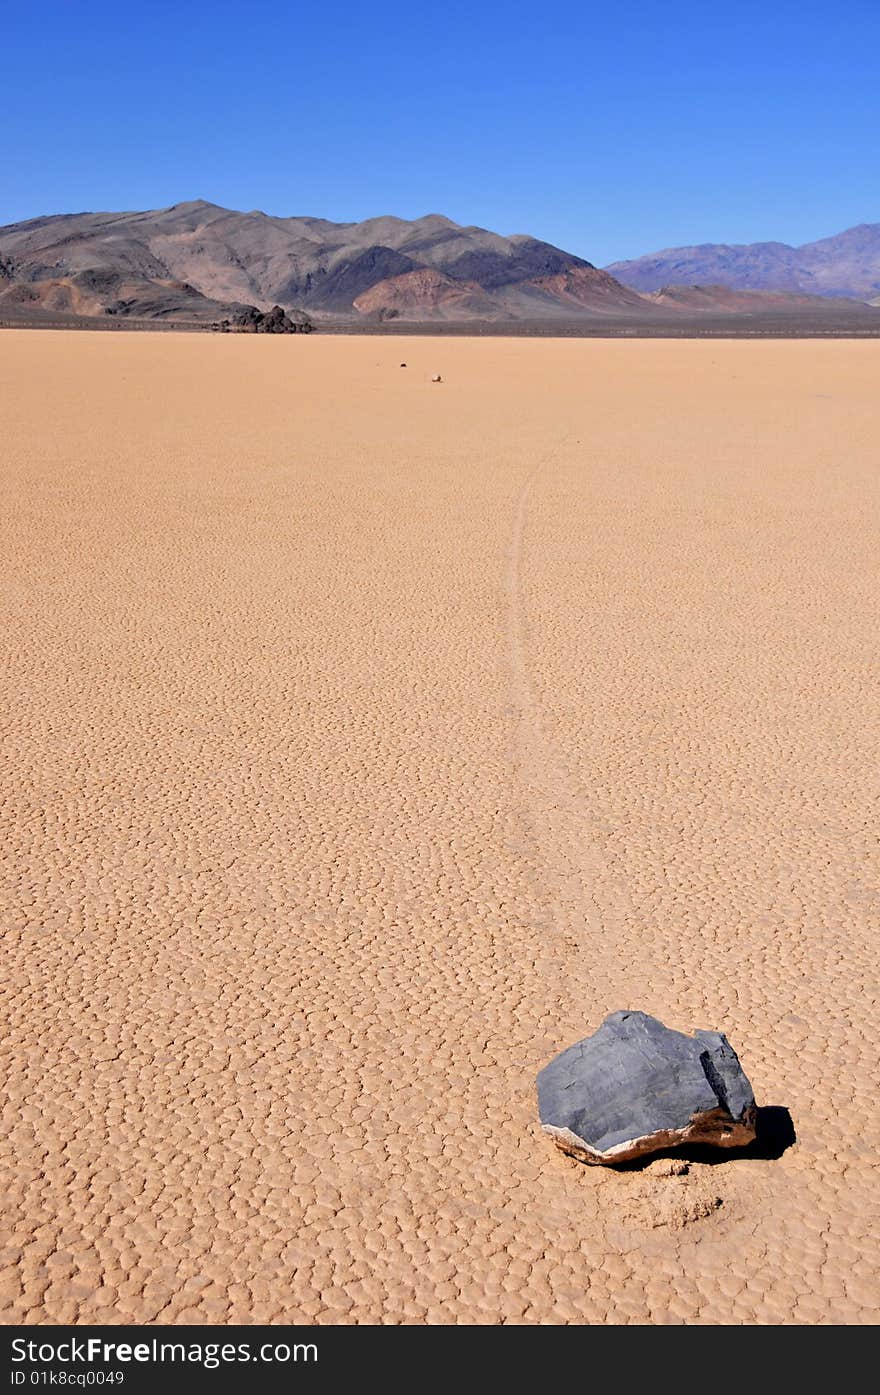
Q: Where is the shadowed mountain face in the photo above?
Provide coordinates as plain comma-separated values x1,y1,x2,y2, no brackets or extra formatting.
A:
0,200,649,323
606,224,880,302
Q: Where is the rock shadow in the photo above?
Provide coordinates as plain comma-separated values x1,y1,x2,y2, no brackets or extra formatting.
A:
607,1106,797,1172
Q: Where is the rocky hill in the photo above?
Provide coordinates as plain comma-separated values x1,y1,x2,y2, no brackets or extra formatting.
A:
0,201,655,324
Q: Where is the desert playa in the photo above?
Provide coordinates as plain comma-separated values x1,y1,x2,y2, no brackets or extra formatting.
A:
1,330,878,1324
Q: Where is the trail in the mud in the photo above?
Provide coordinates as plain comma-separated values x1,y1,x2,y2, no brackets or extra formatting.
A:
502,440,616,1015
500,440,741,1240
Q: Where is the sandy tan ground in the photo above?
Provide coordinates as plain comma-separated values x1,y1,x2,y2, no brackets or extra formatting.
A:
1,331,878,1325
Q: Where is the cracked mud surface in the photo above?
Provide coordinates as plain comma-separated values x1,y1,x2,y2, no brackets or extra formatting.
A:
1,332,878,1324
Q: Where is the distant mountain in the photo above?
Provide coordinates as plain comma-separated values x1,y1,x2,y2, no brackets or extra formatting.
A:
641,284,869,315
0,200,648,324
606,224,880,301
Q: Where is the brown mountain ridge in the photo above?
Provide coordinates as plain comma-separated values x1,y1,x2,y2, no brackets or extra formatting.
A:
2,201,879,328
0,200,644,324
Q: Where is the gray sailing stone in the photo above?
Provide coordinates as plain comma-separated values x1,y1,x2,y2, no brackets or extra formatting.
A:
537,1010,757,1165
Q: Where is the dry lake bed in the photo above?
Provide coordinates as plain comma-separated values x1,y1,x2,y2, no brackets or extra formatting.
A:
1,331,878,1324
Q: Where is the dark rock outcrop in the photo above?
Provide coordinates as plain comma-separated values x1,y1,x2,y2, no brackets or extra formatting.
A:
221,304,312,334
537,1010,757,1165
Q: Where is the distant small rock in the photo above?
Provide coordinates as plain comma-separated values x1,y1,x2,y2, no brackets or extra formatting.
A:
431,373,442,382
400,362,407,367
537,1010,757,1165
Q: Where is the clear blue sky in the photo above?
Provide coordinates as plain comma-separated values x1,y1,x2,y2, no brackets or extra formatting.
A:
3,0,878,264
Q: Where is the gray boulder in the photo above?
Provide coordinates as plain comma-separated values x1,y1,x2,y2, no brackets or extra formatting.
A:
537,1010,757,1165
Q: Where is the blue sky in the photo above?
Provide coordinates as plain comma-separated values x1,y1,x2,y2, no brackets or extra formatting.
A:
3,1,878,264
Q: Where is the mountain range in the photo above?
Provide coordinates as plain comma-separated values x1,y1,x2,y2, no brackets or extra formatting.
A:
1,202,878,326
0,201,648,325
606,224,880,303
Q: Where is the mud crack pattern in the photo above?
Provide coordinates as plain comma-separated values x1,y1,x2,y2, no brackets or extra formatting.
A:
1,333,878,1324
